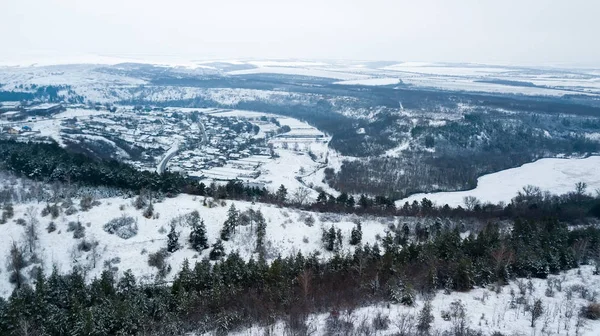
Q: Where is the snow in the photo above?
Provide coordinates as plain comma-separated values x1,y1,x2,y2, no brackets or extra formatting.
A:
334,77,401,86
0,192,392,299
397,156,600,207
227,67,371,80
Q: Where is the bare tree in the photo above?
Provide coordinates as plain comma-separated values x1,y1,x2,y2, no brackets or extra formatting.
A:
292,186,312,206
89,238,101,269
575,182,588,197
463,196,481,211
531,298,544,327
24,207,39,254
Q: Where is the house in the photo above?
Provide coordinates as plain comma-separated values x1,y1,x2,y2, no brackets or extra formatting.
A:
1,111,25,121
25,103,65,116
0,101,21,113
7,127,21,135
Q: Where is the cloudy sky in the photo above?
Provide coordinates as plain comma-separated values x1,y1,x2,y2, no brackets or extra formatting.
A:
2,0,599,65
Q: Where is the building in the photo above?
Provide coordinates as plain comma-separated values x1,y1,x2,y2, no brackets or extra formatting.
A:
7,127,21,135
1,111,26,121
25,103,65,116
0,101,21,113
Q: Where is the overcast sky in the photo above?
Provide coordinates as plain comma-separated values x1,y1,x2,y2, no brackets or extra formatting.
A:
2,0,599,65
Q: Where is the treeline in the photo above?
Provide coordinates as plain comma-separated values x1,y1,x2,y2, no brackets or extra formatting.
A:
0,140,187,194
1,218,599,335
1,139,599,224
328,109,600,198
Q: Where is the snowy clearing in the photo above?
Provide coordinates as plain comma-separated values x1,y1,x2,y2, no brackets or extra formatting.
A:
397,156,600,207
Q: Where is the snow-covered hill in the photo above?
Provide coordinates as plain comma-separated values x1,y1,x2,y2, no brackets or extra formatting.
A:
0,189,402,298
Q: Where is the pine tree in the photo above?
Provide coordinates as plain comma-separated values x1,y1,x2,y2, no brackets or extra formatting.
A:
322,225,343,252
143,202,154,219
255,210,267,257
276,184,288,204
316,191,327,205
167,224,180,253
209,239,225,260
220,204,239,241
417,301,434,334
350,222,362,245
322,226,336,251
346,195,355,208
189,211,208,251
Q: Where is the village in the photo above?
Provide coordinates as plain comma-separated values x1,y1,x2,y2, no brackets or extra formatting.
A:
0,101,329,190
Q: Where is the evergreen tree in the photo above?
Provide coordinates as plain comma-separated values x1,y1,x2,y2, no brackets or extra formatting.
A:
417,300,434,334
209,239,225,260
167,224,180,253
143,202,154,219
275,184,288,203
322,225,343,252
358,194,370,209
220,204,239,241
350,221,362,245
316,191,328,205
346,195,355,209
255,210,267,257
189,211,208,251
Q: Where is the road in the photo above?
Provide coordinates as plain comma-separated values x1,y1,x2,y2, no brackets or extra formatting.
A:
156,141,180,174
156,119,206,174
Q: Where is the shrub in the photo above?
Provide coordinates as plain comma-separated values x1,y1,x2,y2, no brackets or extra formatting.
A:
582,303,600,320
80,196,94,211
65,206,78,215
209,240,225,260
325,313,354,335
16,218,26,226
304,214,315,227
41,204,60,219
104,216,138,239
46,222,56,233
148,248,170,278
372,311,390,330
77,239,93,252
67,221,86,239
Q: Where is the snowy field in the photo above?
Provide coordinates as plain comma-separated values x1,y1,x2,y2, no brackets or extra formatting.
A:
334,77,401,86
2,58,600,100
397,156,600,207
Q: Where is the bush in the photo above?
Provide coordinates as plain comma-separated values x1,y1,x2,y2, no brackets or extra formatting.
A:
372,311,390,330
77,239,93,252
65,206,78,216
80,196,94,211
148,248,170,278
104,216,138,239
16,218,26,226
582,303,600,320
46,222,56,233
209,240,225,260
325,313,354,335
41,204,60,219
67,221,86,239
303,214,315,227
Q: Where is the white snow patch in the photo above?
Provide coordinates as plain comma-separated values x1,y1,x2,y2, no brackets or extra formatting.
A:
397,156,600,207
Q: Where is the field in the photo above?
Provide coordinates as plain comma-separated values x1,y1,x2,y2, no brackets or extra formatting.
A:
397,156,600,207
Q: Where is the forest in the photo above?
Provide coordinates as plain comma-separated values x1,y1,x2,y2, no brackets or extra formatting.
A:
1,213,600,335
